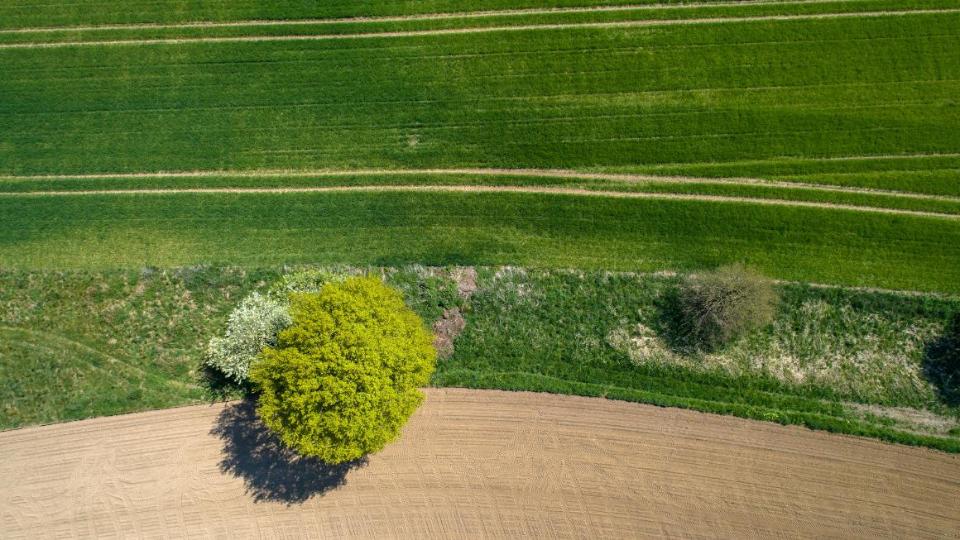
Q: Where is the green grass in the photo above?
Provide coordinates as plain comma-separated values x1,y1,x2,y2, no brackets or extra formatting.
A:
0,267,277,428
0,265,458,429
2,13,959,175
5,265,958,452
436,268,960,451
598,155,960,197
3,191,960,292
0,0,655,28
2,0,960,448
8,0,954,30
3,0,956,45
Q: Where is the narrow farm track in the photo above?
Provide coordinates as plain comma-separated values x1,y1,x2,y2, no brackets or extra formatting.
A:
5,167,958,203
1,389,958,538
2,8,957,49
3,184,958,220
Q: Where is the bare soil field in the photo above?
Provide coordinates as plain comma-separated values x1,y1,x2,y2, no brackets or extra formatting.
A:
1,388,958,539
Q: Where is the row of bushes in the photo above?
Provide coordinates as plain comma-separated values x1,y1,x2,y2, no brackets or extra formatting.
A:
205,265,960,463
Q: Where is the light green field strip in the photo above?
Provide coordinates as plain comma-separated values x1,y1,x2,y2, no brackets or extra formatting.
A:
3,183,958,221
1,7,957,49
0,0,870,33
3,167,956,201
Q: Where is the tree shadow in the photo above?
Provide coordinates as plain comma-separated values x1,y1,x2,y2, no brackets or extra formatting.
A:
210,400,366,505
198,364,248,401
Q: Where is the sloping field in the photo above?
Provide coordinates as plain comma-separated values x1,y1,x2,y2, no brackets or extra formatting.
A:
2,388,959,538
1,0,959,292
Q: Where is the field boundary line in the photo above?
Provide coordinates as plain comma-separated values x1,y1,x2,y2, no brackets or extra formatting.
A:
3,184,958,220
3,167,958,203
1,8,957,49
0,0,883,34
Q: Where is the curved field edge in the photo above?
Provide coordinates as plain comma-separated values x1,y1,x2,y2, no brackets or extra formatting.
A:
432,370,960,452
3,389,958,538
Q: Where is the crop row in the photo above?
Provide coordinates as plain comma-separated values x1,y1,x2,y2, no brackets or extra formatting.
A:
1,14,958,176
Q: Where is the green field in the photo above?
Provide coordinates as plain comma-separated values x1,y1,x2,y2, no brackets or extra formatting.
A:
2,1,959,289
1,1,959,444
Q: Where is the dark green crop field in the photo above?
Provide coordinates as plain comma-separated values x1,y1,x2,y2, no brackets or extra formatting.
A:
3,11,960,174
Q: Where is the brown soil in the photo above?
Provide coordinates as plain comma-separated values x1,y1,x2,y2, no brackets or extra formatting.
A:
1,389,958,538
432,307,466,358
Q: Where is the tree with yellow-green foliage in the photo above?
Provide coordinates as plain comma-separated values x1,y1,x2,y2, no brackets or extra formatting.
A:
250,277,436,464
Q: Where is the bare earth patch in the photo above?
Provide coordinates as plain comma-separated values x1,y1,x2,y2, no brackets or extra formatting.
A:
432,307,466,359
1,388,958,538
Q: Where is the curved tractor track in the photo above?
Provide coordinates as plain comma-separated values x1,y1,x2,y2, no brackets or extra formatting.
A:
1,388,958,538
1,8,957,49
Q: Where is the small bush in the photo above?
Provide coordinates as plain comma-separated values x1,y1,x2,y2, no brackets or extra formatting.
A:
250,277,436,463
674,264,778,351
204,293,292,384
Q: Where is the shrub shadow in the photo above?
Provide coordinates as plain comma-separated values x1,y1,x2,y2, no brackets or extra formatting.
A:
652,285,697,354
198,364,248,401
210,400,366,504
922,335,960,407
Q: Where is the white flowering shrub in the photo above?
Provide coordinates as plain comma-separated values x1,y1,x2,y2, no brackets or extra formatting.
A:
269,268,350,297
204,292,292,384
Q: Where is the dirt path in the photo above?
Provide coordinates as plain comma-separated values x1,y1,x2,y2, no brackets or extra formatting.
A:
1,8,957,49
5,166,958,203
1,390,958,539
2,183,957,220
